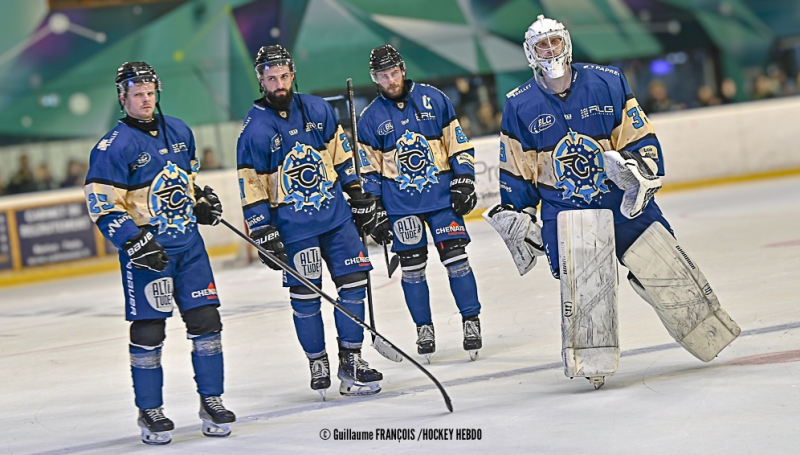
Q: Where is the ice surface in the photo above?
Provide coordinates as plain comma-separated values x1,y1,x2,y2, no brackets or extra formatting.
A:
1,177,799,454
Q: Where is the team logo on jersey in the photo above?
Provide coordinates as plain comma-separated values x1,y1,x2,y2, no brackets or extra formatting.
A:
378,120,394,136
130,152,151,172
552,130,609,203
529,114,555,134
393,215,424,245
149,161,195,235
145,277,174,312
394,130,439,193
280,142,334,211
270,134,282,153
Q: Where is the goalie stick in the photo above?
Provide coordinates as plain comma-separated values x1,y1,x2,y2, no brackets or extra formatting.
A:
346,78,402,362
220,218,453,413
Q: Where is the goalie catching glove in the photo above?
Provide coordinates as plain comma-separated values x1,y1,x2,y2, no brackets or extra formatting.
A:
482,203,545,275
603,150,662,219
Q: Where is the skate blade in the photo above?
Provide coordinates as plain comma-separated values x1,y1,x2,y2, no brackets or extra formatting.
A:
588,376,605,390
319,389,327,401
468,350,479,361
202,420,232,437
424,354,431,364
139,427,172,445
339,379,381,396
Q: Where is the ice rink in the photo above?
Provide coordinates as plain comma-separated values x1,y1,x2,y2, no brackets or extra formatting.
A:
2,176,799,455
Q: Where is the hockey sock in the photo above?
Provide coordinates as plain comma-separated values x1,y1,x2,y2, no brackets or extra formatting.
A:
401,268,432,326
335,288,366,348
291,299,326,357
447,260,481,318
130,345,164,410
191,332,224,397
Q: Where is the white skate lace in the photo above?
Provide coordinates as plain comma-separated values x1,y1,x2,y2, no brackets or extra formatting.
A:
203,396,226,412
311,357,329,379
464,320,481,340
145,407,168,422
352,353,372,373
417,325,434,344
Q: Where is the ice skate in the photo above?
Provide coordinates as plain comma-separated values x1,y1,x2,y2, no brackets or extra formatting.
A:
338,348,383,396
588,376,605,390
309,354,331,401
138,407,174,445
463,315,482,361
416,324,435,364
199,396,236,437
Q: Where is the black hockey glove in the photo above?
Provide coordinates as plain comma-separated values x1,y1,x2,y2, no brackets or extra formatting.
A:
450,175,477,216
249,225,287,271
194,185,223,226
370,199,393,245
344,182,378,236
123,228,169,272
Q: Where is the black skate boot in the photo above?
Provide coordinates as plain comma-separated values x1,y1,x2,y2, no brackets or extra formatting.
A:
463,315,482,361
199,396,236,437
338,347,383,396
416,324,435,363
309,353,331,400
138,407,174,445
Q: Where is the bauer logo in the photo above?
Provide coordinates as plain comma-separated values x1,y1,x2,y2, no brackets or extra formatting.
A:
529,114,555,134
435,221,465,236
294,247,322,280
393,216,424,245
145,277,174,312
377,120,394,136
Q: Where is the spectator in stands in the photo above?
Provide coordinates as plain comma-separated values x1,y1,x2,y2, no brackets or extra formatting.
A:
202,148,224,170
752,74,776,100
642,79,676,113
0,174,6,196
470,101,501,137
60,159,88,188
34,162,55,191
695,85,721,108
720,77,737,104
7,154,37,194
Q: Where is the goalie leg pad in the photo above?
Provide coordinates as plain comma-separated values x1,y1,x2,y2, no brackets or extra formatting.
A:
557,209,619,379
482,203,545,276
622,222,740,362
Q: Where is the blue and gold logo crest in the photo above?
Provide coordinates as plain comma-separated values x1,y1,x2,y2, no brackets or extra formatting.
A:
395,130,439,192
281,142,334,211
149,161,194,235
553,130,609,202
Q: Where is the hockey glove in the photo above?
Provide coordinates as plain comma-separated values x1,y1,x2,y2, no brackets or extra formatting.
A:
603,150,661,219
249,225,287,271
123,228,169,272
344,182,378,236
482,203,544,276
450,175,477,216
370,199,393,245
194,185,223,226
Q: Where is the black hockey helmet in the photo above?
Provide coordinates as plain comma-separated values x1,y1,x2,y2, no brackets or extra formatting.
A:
254,44,295,76
115,61,161,96
369,44,405,82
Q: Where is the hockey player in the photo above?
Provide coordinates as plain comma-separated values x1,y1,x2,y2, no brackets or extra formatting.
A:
84,62,235,444
357,45,483,362
237,45,382,399
486,15,739,387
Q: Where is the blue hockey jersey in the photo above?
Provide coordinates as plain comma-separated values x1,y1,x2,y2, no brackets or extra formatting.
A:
499,64,665,223
357,81,475,215
237,94,359,243
84,115,202,252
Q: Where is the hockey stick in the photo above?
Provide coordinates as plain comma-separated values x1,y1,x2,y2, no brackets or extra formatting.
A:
384,244,400,278
220,218,453,413
345,78,401,362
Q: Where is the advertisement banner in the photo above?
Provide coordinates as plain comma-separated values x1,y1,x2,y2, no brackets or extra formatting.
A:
0,212,12,271
15,202,98,267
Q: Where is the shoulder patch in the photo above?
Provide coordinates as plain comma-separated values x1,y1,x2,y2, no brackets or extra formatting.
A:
96,131,120,151
506,83,532,99
581,64,620,76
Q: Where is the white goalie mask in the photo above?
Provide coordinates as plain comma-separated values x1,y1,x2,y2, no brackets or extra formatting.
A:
523,15,572,80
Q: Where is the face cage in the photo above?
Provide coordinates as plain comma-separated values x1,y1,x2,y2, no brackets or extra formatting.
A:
255,59,295,77
525,29,571,78
370,63,405,84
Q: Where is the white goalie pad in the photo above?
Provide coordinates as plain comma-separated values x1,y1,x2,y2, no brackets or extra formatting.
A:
557,209,619,379
483,203,545,276
622,222,740,362
604,150,662,219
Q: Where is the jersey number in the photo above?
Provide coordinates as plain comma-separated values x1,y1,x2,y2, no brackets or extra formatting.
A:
87,193,114,213
499,142,507,163
627,107,645,129
454,126,468,144
339,132,352,153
